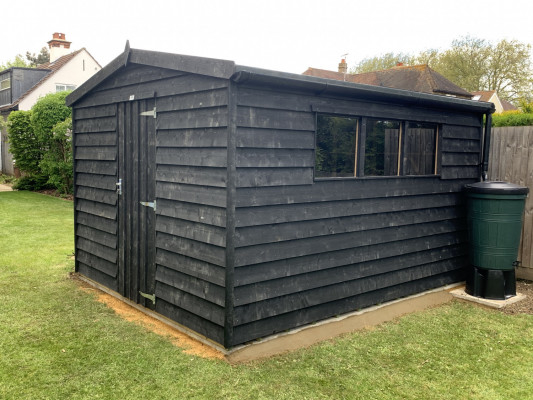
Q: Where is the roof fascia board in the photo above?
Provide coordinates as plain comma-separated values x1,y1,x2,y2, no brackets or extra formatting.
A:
232,66,495,114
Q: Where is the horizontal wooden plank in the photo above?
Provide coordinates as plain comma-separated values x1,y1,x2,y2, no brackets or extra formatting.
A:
233,257,464,326
77,249,117,278
77,237,117,263
156,215,226,247
236,148,313,168
76,173,118,191
77,262,118,292
156,265,225,306
157,231,226,267
234,218,465,267
156,148,227,167
76,186,117,205
156,88,228,112
440,166,480,180
76,198,116,220
234,245,466,306
441,138,480,153
235,177,473,207
235,206,463,247
75,160,117,176
236,106,314,131
75,74,228,108
93,64,186,92
75,146,116,161
156,165,227,188
236,128,315,149
236,86,482,127
156,248,225,286
156,181,226,208
156,298,224,344
441,152,480,166
76,211,117,234
75,132,116,147
157,128,227,148
75,117,116,133
235,193,461,227
156,199,226,228
157,107,228,130
234,231,466,286
155,282,225,326
76,224,117,249
74,104,116,119
231,271,464,346
442,125,481,140
236,167,313,188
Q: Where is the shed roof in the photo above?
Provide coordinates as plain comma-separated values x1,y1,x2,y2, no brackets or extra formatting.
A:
66,44,494,115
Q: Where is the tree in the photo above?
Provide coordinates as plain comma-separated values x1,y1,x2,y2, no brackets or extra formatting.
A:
7,110,44,175
39,118,73,194
0,54,30,70
26,47,50,66
351,52,412,74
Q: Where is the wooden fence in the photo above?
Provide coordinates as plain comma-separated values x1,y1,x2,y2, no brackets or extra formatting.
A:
488,126,533,279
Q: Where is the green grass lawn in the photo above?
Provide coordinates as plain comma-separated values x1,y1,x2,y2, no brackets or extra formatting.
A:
1,190,533,400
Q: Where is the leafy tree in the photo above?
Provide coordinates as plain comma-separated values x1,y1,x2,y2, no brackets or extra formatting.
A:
26,47,50,66
30,91,72,144
351,52,412,74
0,54,30,70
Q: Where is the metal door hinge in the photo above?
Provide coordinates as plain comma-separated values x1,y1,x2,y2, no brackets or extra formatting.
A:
139,291,156,305
140,107,156,119
140,200,156,210
116,179,122,195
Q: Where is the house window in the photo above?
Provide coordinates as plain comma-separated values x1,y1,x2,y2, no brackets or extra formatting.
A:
315,113,440,178
315,114,358,178
0,78,10,91
56,84,76,92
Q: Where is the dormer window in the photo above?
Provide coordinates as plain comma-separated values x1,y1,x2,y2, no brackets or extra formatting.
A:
56,84,76,92
0,78,10,91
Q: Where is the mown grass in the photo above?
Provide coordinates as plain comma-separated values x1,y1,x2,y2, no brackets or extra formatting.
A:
1,190,533,399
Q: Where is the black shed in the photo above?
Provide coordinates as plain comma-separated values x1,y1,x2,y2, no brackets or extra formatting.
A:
66,44,495,349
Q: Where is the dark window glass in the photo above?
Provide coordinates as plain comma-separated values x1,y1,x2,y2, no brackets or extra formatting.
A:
315,115,357,178
364,119,400,176
404,122,437,175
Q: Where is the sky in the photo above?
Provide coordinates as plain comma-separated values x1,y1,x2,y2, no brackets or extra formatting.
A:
3,0,533,74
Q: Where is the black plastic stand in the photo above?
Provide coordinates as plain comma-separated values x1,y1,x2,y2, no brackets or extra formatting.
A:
465,266,516,300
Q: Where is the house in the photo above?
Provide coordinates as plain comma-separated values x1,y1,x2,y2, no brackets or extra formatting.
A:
472,91,518,114
0,33,101,175
303,61,473,99
66,44,495,350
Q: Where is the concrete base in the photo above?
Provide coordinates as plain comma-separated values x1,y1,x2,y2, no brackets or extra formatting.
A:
451,287,527,309
227,284,460,363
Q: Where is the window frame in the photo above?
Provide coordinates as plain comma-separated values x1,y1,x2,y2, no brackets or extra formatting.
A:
0,78,11,91
314,112,441,180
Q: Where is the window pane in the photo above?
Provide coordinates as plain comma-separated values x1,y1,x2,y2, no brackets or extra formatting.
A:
364,119,400,176
404,122,437,175
315,115,357,178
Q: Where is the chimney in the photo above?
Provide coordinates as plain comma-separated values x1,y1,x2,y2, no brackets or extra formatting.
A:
338,58,348,74
47,32,72,62
396,62,404,67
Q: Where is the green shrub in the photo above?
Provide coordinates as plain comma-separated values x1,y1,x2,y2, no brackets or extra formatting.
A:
12,175,51,191
39,118,73,194
492,112,533,127
30,91,71,143
7,111,43,175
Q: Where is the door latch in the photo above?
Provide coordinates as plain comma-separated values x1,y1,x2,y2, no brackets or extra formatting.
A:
116,179,122,195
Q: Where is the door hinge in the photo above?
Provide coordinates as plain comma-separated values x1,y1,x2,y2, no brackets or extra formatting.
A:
139,291,156,305
140,107,156,119
140,200,156,210
116,179,122,195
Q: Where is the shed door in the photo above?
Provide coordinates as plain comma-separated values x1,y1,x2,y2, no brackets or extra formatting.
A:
117,99,157,309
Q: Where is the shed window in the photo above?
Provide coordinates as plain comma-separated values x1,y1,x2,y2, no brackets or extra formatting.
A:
315,113,440,178
0,78,10,90
315,114,357,178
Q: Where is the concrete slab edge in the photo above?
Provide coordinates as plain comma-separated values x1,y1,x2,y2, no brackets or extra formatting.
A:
450,287,527,309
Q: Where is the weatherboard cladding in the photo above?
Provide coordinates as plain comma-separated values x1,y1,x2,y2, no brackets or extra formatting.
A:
68,47,493,348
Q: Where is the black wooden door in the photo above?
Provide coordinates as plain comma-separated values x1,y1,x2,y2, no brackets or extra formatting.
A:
117,99,157,309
